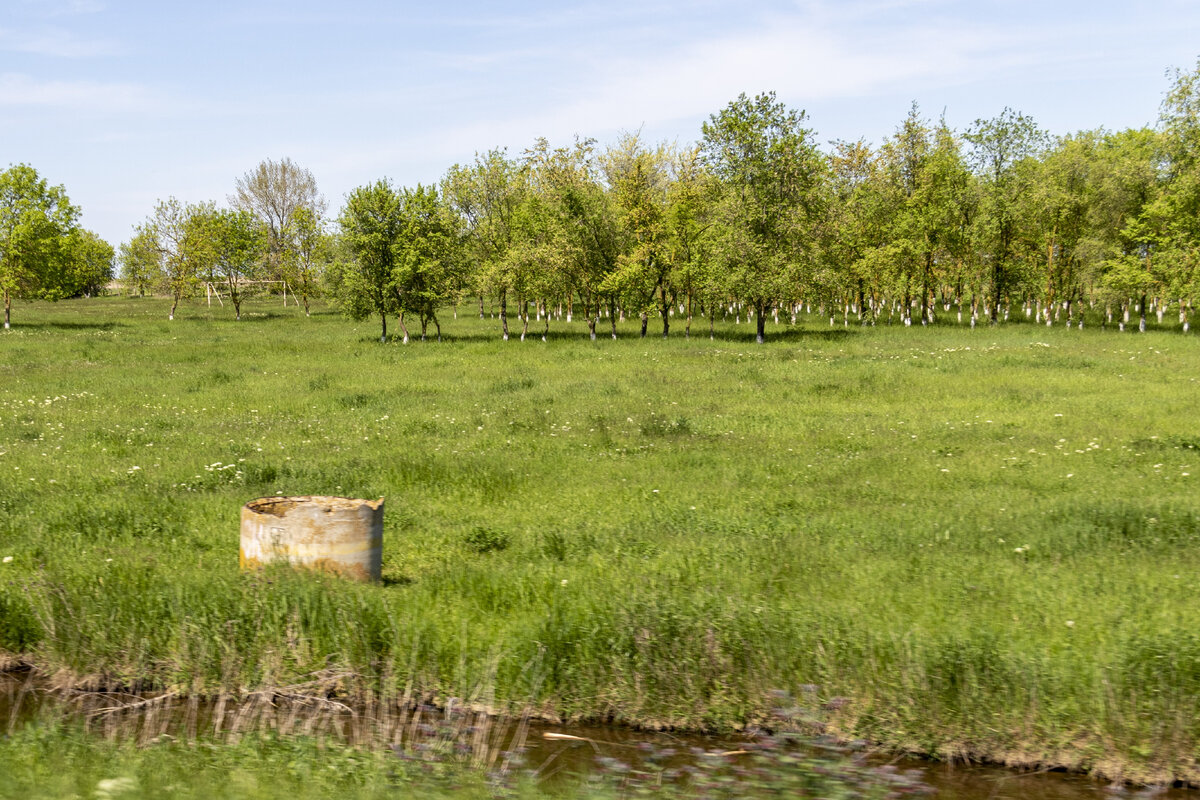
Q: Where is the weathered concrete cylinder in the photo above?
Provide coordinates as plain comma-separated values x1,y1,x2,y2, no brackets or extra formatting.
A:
240,496,383,582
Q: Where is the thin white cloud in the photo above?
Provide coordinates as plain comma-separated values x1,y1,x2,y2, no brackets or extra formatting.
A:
18,0,105,16
413,14,1023,156
0,26,118,57
0,72,153,111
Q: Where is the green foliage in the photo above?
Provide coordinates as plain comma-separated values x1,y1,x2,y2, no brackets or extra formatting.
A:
118,230,158,297
282,205,331,314
129,197,218,319
523,138,621,339
701,92,828,342
334,180,403,341
443,149,530,339
393,184,462,340
965,108,1048,320
190,207,268,319
58,229,115,299
0,164,83,326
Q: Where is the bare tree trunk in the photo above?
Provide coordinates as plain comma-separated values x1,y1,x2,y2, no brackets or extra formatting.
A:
3,292,10,329
500,290,509,340
398,311,409,344
991,255,1003,325
755,300,767,344
478,295,484,318
610,299,618,339
379,311,387,343
640,311,648,338
921,253,932,325
170,292,181,321
660,285,670,338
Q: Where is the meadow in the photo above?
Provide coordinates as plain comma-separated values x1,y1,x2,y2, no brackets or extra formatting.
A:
1,295,1199,785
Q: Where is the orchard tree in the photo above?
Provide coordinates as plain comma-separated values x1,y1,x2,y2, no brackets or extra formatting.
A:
701,92,828,343
664,145,711,336
880,107,971,326
335,180,402,342
283,206,330,316
132,197,209,320
525,137,621,339
603,133,673,337
0,164,81,328
118,230,157,297
1027,130,1102,326
1093,128,1163,330
232,158,325,296
499,190,566,341
392,184,461,342
443,150,526,339
59,229,114,298
965,108,1047,323
1154,58,1200,328
193,208,267,320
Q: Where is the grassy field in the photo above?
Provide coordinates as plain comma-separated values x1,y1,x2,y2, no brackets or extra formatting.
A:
2,295,1199,784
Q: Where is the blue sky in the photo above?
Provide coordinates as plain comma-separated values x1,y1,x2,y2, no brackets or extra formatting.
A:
3,0,1199,247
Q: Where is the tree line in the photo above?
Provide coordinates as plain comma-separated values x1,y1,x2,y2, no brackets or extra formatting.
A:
324,62,1200,343
4,60,1200,340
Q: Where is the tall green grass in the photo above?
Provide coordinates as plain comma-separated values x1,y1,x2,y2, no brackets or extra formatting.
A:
2,295,1199,782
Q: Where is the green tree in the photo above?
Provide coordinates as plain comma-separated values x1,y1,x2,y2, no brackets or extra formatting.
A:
603,133,672,337
1027,130,1104,327
879,107,971,326
701,92,828,343
443,150,527,340
965,108,1047,323
663,145,712,337
828,138,890,326
59,229,114,299
1154,58,1200,330
130,198,214,320
335,180,403,342
118,230,157,297
192,208,267,321
283,206,330,316
392,184,461,342
525,138,621,340
0,164,81,328
1092,128,1163,330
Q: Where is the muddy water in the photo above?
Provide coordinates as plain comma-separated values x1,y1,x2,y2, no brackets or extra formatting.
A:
1,673,1191,798
528,724,1182,799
